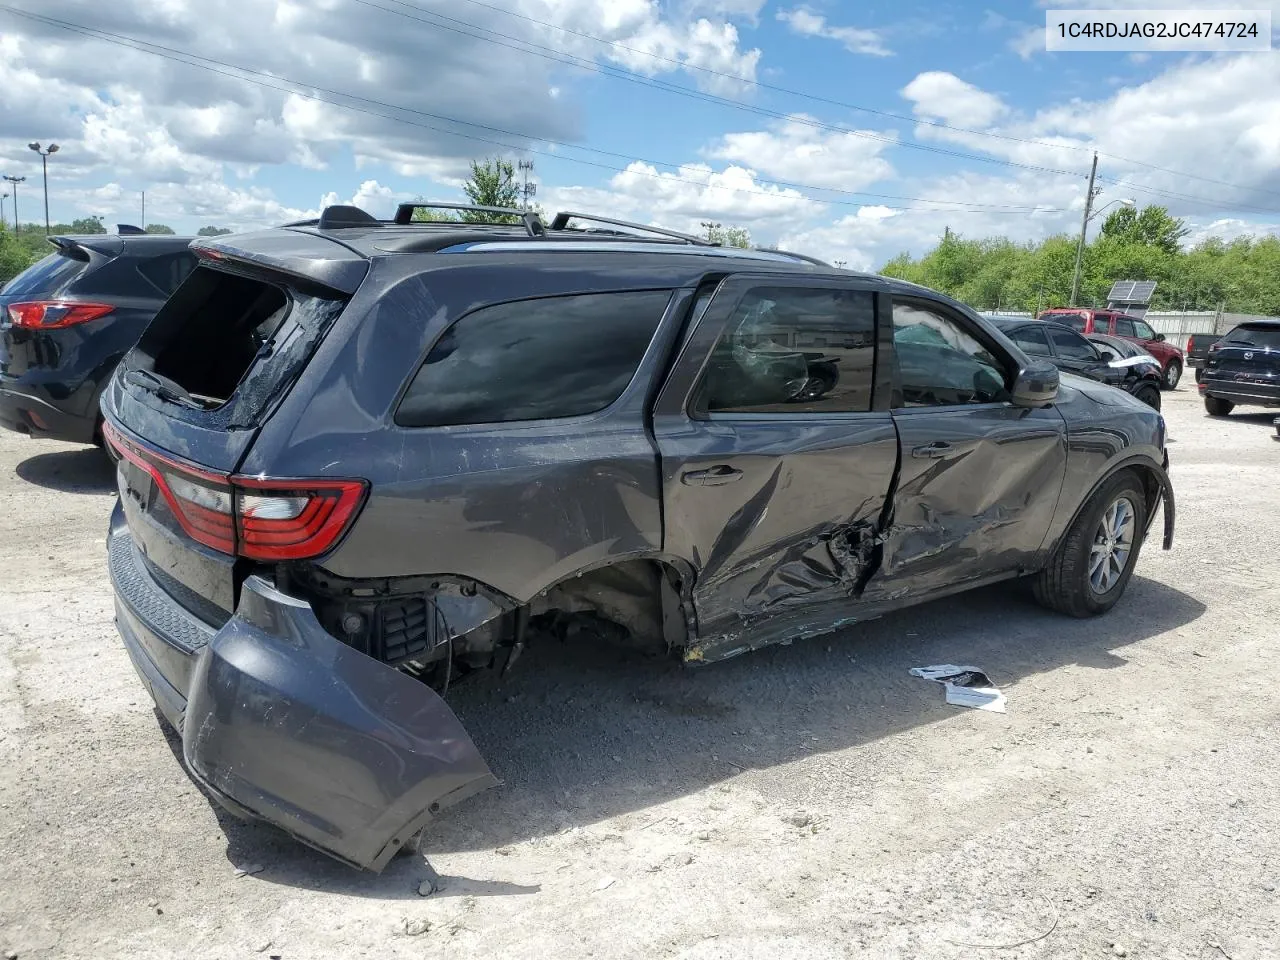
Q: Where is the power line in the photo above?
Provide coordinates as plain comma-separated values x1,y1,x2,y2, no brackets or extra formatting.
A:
351,0,1094,181
0,6,1078,215
426,0,1280,201
6,4,1278,219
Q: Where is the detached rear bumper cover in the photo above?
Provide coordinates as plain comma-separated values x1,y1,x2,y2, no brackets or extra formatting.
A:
110,528,497,872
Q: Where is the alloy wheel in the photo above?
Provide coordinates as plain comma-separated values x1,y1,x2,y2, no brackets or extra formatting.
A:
1089,496,1136,594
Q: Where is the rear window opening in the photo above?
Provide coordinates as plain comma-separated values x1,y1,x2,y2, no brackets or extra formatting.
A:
126,264,346,427
1222,324,1280,349
150,271,289,405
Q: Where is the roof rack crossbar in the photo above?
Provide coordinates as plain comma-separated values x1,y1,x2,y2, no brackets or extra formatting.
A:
393,202,544,236
548,211,714,246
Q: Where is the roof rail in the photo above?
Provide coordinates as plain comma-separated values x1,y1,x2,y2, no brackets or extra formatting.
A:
770,249,829,267
116,224,146,235
393,202,544,236
548,211,714,246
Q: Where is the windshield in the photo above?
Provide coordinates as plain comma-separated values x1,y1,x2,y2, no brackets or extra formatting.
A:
1222,325,1280,349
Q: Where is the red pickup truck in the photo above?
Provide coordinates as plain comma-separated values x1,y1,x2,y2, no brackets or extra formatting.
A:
1038,308,1185,389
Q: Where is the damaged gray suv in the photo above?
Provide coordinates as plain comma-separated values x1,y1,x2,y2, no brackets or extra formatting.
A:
102,203,1174,872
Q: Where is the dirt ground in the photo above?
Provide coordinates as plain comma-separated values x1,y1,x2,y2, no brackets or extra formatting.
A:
1,387,1277,960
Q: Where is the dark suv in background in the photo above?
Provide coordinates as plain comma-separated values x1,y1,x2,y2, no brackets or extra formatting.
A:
0,229,196,444
101,204,1173,872
1198,319,1280,417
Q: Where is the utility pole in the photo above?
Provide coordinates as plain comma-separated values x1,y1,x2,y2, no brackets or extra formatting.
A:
517,159,535,211
1070,152,1099,308
3,175,24,233
700,220,722,243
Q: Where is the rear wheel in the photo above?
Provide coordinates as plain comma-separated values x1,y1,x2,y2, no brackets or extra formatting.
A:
1194,367,1204,384
1204,396,1234,416
1133,383,1161,410
1162,360,1182,390
1033,470,1147,618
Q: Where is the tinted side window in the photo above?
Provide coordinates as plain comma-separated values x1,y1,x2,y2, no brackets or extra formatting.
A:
1,252,88,297
1008,325,1051,356
1049,328,1097,360
696,286,875,414
137,252,197,297
396,291,671,427
892,301,1009,406
1113,316,1136,337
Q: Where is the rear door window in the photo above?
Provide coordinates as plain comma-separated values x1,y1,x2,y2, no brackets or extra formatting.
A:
1113,316,1136,337
396,290,672,427
694,286,876,414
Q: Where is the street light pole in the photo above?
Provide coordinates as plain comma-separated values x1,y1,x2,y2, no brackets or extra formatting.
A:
28,142,60,236
2,175,24,233
1070,152,1098,308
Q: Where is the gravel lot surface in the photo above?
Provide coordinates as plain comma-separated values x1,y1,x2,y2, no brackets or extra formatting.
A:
1,387,1277,959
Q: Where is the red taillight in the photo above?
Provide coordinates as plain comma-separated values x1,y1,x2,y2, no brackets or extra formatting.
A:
7,300,114,329
1208,342,1221,354
102,420,366,561
234,477,367,561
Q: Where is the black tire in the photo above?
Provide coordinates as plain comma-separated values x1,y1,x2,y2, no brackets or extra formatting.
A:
1162,360,1182,390
1204,396,1234,416
1133,383,1161,410
1033,470,1147,618
1194,367,1204,384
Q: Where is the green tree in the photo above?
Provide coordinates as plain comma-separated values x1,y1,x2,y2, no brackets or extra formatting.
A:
1099,204,1188,255
144,223,176,235
69,215,106,234
460,158,521,222
197,225,231,236
704,223,752,248
0,225,35,284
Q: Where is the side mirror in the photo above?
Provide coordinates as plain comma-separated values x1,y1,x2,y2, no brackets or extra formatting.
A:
1011,360,1059,408
1154,332,1166,342
1099,350,1116,361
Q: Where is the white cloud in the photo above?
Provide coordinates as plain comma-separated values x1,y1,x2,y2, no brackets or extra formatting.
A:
902,72,1008,128
776,7,891,57
1011,25,1044,60
0,0,764,223
708,116,897,191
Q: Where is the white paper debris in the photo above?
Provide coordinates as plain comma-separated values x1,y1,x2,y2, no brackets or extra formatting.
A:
233,863,264,878
910,664,1007,713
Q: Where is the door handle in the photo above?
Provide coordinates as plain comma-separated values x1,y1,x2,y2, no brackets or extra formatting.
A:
681,465,744,486
911,440,952,459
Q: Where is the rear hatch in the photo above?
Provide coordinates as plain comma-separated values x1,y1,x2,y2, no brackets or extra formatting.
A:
1206,324,1280,383
1,236,123,376
101,231,368,622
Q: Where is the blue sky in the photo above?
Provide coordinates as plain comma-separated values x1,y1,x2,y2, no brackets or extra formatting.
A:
1,0,1278,268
